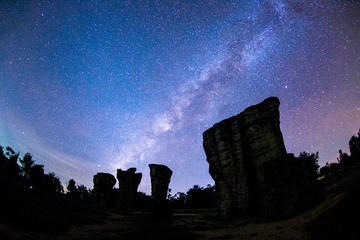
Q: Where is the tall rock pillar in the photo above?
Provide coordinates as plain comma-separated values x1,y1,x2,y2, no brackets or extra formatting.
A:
116,168,142,214
93,172,116,207
203,97,287,219
149,164,173,219
149,164,172,203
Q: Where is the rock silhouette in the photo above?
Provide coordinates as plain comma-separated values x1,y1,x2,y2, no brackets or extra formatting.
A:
149,164,173,203
203,97,322,220
116,168,142,214
149,164,173,219
93,172,116,207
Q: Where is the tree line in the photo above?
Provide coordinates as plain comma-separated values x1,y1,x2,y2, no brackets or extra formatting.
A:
0,146,63,194
318,129,360,177
0,128,359,211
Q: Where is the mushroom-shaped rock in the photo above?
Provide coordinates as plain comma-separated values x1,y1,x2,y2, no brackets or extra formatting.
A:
149,164,172,203
93,172,116,207
116,168,142,214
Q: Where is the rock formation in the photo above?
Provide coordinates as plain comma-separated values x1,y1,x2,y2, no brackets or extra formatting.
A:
203,97,322,220
116,168,142,214
149,164,172,203
149,164,173,219
93,172,116,207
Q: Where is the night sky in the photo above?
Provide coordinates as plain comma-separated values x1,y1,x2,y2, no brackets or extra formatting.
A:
1,1,359,194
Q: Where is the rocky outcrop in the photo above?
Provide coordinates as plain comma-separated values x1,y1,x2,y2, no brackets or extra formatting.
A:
149,164,172,203
203,97,322,220
93,172,116,207
116,168,142,214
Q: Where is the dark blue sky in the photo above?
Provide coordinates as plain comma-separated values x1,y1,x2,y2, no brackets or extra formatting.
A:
1,0,359,193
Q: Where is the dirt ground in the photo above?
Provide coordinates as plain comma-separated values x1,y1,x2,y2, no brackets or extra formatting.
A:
53,192,342,240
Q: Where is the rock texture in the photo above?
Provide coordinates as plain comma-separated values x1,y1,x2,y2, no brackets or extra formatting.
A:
203,97,322,220
149,164,172,203
116,168,142,214
93,172,116,207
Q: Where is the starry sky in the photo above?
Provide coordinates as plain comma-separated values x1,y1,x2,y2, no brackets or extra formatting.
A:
1,0,359,194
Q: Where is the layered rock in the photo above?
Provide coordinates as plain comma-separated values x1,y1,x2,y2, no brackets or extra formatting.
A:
149,164,172,203
93,172,116,207
116,168,142,214
203,97,322,220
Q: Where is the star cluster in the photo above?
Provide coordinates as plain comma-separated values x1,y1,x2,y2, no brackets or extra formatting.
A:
1,1,359,193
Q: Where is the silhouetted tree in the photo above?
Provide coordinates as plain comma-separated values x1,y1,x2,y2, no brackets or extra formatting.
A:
29,164,45,189
44,172,64,194
298,151,320,174
0,145,7,169
330,162,341,172
319,162,331,177
19,152,35,179
134,191,152,210
167,188,172,200
77,184,91,201
319,161,342,177
0,146,10,189
337,149,351,167
186,184,216,208
5,146,20,177
67,179,78,197
170,192,187,208
349,129,360,158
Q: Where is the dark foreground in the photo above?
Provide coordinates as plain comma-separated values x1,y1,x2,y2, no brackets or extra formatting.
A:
1,162,360,240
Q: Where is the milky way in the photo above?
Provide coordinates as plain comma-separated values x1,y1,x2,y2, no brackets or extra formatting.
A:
1,1,359,193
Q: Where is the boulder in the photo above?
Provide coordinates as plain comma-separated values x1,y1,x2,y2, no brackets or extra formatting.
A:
116,168,142,214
